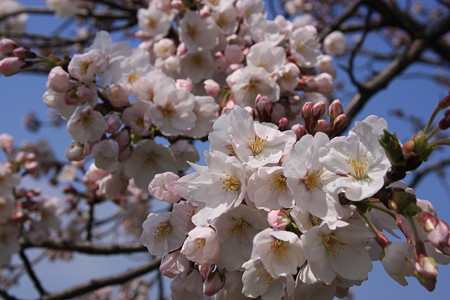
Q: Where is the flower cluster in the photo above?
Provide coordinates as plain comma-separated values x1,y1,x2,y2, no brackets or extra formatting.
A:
142,106,450,299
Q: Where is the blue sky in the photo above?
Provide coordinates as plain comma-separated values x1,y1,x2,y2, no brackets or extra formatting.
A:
2,1,450,299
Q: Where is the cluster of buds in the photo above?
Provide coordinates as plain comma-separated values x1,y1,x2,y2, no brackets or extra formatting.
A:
0,38,36,76
298,99,347,137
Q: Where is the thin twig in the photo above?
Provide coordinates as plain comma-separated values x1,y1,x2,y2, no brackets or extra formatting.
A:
41,258,160,300
22,239,147,255
19,249,47,297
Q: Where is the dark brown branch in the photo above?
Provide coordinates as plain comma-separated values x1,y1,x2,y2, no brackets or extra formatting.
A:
84,0,138,13
359,49,450,66
41,258,160,300
0,7,132,23
319,0,364,41
22,239,147,255
342,10,450,131
409,158,450,188
19,249,47,297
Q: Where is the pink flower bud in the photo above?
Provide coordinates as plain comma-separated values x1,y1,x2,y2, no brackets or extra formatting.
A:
267,209,290,228
171,0,185,10
330,114,348,134
312,101,326,119
328,99,343,120
65,144,84,161
301,101,313,121
203,271,225,296
291,124,307,140
159,251,189,278
47,66,70,93
271,103,286,123
224,44,244,64
204,79,220,98
415,256,438,279
315,119,327,133
104,84,129,108
314,73,333,94
198,264,212,280
176,78,193,91
278,117,289,131
0,38,18,56
427,219,449,249
199,4,211,17
438,92,450,109
255,94,272,121
105,114,121,134
114,129,130,150
438,107,450,130
214,52,228,73
0,57,25,76
13,47,36,59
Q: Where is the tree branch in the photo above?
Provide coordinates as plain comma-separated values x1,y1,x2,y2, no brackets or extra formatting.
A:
22,239,147,255
319,0,364,41
19,249,48,297
41,258,160,300
409,158,450,188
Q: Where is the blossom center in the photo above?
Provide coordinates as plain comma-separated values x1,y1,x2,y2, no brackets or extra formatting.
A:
187,25,198,39
219,172,241,191
322,234,344,256
195,238,206,249
270,175,287,193
302,169,322,190
346,154,369,180
154,222,172,241
225,144,236,156
248,132,267,155
147,18,157,29
228,218,249,236
258,266,274,284
269,238,288,260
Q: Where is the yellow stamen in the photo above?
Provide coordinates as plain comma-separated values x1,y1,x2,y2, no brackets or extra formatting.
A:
323,234,344,256
258,266,274,284
269,175,287,193
219,172,241,191
269,239,288,260
346,154,369,180
248,132,267,155
302,169,323,190
154,222,172,241
228,218,249,236
195,238,206,249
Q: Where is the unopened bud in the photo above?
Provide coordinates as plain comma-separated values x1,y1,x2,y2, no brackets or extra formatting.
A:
267,209,290,229
314,119,327,133
12,47,37,59
438,92,450,109
0,38,18,56
328,99,343,120
379,129,406,168
329,114,348,137
438,108,450,130
224,44,245,64
204,79,220,98
415,256,438,280
291,124,307,140
255,94,272,122
0,57,26,76
301,101,313,121
278,117,289,131
203,271,226,296
312,101,326,119
159,251,189,278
